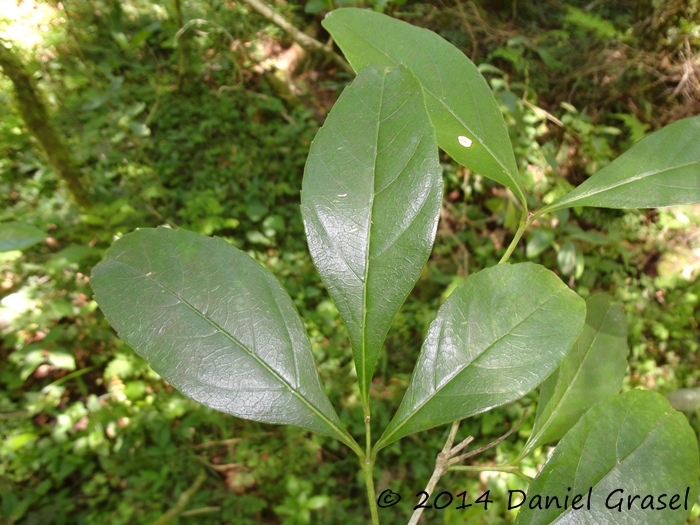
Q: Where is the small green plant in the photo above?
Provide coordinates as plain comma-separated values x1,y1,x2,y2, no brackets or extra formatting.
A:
91,9,700,524
0,222,47,253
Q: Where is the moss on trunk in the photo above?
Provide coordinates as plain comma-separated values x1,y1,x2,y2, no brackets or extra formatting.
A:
0,40,90,208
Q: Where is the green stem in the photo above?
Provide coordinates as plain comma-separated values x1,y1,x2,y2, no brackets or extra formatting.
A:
498,212,528,264
361,456,380,525
361,401,378,524
365,414,372,461
498,206,549,265
148,469,208,525
46,366,96,388
449,464,533,483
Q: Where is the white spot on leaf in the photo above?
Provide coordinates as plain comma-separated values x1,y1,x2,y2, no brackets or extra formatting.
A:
458,136,473,148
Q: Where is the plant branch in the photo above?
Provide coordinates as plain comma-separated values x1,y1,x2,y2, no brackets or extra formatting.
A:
361,410,381,525
173,19,237,48
448,409,527,465
448,433,474,457
408,421,466,525
240,0,353,73
180,506,221,517
411,412,527,523
361,456,380,525
148,469,208,525
195,456,245,472
449,464,533,483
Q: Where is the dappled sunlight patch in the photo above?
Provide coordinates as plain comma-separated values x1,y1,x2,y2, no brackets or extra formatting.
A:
0,289,37,327
0,0,54,50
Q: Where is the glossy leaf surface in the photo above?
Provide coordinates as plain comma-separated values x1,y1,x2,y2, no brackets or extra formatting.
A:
520,293,627,459
323,8,526,207
0,222,47,252
91,228,353,446
377,263,586,449
544,115,700,212
301,64,442,400
515,390,700,525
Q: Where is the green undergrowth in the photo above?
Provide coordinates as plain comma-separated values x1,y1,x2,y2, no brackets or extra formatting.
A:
1,0,699,523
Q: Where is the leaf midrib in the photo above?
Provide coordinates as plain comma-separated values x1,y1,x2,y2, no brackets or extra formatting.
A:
104,257,352,447
358,69,386,400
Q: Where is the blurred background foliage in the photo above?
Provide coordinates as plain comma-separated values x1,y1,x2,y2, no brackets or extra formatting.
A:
0,0,699,523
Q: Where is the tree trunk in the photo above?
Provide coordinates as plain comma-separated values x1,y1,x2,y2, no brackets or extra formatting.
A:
0,41,90,208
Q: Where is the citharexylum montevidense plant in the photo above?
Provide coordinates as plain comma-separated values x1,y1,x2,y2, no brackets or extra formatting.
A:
91,8,700,525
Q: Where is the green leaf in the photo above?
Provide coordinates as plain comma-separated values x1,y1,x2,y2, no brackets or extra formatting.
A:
91,228,355,447
47,349,76,371
557,241,584,278
543,115,700,212
376,263,586,450
304,0,327,14
526,229,554,259
515,390,700,525
323,8,526,207
9,344,45,381
519,293,627,459
569,229,609,245
46,246,98,274
128,122,151,136
0,222,47,252
666,387,700,413
301,64,442,401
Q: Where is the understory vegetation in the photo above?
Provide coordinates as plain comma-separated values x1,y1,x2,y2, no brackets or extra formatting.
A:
1,0,700,523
